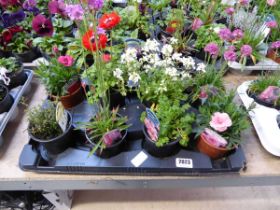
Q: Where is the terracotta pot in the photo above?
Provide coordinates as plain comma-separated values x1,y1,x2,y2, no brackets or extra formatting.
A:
60,85,85,109
197,134,230,160
267,49,280,64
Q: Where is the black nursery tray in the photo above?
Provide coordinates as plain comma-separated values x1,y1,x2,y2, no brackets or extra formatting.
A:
19,99,247,175
0,70,33,146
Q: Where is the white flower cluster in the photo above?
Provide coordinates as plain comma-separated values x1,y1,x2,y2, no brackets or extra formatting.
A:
121,48,138,64
0,67,10,86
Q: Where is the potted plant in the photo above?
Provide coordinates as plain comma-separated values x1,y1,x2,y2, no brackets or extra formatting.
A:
36,55,85,109
0,57,26,89
267,41,280,64
27,102,73,155
141,96,195,157
83,106,130,158
194,91,249,159
247,73,280,109
0,84,13,114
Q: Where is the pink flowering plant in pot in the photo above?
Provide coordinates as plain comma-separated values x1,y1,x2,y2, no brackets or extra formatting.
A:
194,91,249,158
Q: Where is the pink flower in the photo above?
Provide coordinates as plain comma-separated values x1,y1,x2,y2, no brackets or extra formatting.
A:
191,18,203,31
204,42,220,58
202,128,228,148
58,55,74,67
225,7,234,15
102,53,111,63
267,0,276,6
219,28,233,42
271,41,280,49
224,50,237,61
241,44,252,57
144,118,159,141
210,112,232,132
266,21,278,28
65,4,84,21
232,29,244,40
228,45,236,51
239,0,249,6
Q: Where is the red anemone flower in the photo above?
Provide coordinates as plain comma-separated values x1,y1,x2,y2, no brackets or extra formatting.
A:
82,29,108,52
98,12,121,30
166,20,180,34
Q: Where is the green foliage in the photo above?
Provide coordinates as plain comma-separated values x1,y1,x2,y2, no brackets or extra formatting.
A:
52,14,74,35
27,103,63,140
36,57,80,97
82,106,130,156
7,32,32,53
194,91,249,149
33,34,73,55
142,96,195,147
194,24,224,50
0,57,21,73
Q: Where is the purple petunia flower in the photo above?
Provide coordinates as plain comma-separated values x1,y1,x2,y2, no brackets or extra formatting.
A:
204,42,220,57
219,28,233,42
65,4,84,21
241,45,252,57
191,18,203,31
88,0,104,11
48,0,66,16
32,14,54,37
271,41,280,49
224,50,237,61
225,7,234,15
232,29,244,40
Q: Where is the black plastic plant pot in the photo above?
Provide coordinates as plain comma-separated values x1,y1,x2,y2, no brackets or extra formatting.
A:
85,129,128,159
6,68,27,89
0,84,14,114
112,2,127,8
28,112,74,155
14,47,40,63
247,89,280,110
109,88,126,109
142,126,180,158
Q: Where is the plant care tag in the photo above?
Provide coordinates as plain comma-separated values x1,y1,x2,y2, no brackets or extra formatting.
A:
146,108,160,128
56,102,68,132
131,151,148,167
176,158,193,168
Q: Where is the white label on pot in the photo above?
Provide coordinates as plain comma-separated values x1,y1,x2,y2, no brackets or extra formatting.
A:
131,151,148,167
176,158,193,168
56,102,68,132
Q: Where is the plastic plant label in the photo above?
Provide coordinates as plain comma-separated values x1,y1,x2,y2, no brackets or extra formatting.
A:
176,158,193,168
131,151,148,167
146,108,160,128
56,102,68,132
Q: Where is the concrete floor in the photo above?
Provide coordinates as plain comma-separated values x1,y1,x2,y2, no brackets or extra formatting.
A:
72,186,280,210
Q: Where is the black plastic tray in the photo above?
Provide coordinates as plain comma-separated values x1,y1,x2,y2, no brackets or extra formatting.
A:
19,99,247,175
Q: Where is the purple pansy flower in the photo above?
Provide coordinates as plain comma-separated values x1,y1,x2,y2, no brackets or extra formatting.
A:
65,4,84,21
22,0,37,10
2,10,26,28
204,42,220,57
32,14,54,37
88,0,104,11
241,45,252,57
48,0,66,16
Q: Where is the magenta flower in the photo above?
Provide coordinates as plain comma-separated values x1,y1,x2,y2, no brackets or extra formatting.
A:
32,14,54,37
225,7,234,15
48,0,66,15
210,112,232,132
266,21,278,28
232,29,244,40
267,0,276,6
87,0,104,11
191,18,203,31
65,4,84,21
23,0,37,9
58,55,74,67
224,50,237,62
239,0,249,6
218,28,233,42
241,45,252,57
204,42,220,57
271,41,280,49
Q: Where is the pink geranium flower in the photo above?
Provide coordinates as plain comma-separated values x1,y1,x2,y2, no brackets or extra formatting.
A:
241,44,252,57
219,28,233,42
224,50,237,62
204,42,220,58
58,55,74,67
232,29,244,40
210,112,232,132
